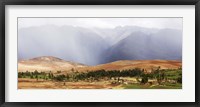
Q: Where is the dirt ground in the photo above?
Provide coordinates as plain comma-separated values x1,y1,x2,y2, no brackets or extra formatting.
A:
18,78,181,89
18,78,123,89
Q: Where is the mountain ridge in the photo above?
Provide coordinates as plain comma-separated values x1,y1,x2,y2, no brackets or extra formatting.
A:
18,56,182,73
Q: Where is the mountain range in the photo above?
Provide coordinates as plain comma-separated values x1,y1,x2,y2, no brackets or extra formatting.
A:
18,25,182,65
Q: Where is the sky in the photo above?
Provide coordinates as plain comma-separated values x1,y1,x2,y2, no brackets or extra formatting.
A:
18,18,182,30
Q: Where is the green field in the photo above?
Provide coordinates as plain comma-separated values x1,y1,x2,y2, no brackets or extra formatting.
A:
123,83,182,89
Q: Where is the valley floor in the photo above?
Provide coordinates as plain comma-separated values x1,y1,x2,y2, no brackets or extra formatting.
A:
18,78,182,89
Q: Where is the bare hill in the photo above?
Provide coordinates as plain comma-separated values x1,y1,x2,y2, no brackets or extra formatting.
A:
18,56,87,72
76,60,182,73
18,56,181,73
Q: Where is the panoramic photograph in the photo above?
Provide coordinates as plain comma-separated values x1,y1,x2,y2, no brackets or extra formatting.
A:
18,18,182,89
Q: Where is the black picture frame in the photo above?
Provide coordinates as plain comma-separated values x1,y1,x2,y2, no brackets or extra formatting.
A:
0,0,199,107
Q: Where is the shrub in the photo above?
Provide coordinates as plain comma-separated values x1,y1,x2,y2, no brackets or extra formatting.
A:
54,75,66,81
141,75,148,84
177,77,182,83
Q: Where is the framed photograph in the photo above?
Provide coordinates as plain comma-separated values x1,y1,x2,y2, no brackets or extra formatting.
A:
0,0,199,106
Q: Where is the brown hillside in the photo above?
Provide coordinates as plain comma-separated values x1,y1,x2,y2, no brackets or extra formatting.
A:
18,56,181,73
75,60,182,73
18,56,87,72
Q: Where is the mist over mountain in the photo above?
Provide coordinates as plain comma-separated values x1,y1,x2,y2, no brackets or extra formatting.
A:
18,25,182,65
18,25,108,65
92,26,159,45
102,29,182,63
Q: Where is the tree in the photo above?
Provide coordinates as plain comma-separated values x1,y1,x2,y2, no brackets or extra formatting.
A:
141,74,148,84
177,77,182,83
18,72,22,78
30,75,34,79
34,70,39,75
36,75,38,81
155,70,165,85
54,75,66,81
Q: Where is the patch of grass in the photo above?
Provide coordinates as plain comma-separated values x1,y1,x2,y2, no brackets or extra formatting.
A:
123,83,182,89
123,84,142,89
164,69,182,80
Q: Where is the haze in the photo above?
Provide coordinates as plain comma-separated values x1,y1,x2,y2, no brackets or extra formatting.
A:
18,18,182,65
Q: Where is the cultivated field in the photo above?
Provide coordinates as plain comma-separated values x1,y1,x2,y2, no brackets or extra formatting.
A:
18,77,181,89
18,78,122,89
